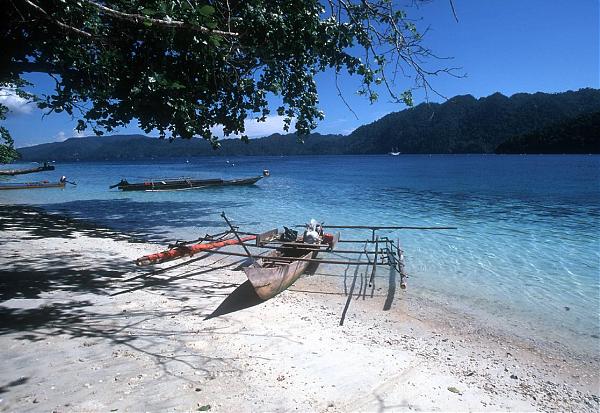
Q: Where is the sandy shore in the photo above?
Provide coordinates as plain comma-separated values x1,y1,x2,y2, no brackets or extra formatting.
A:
0,205,598,412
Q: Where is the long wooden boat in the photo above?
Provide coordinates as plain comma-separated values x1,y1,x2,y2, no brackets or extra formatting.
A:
0,163,55,176
243,243,320,300
0,179,65,190
110,171,268,191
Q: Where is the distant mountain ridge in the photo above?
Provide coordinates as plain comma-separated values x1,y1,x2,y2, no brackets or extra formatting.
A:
345,88,600,154
17,88,600,161
17,133,346,161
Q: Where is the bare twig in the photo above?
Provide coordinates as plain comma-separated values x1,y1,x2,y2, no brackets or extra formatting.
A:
9,0,26,21
83,0,239,36
335,70,359,120
22,0,92,37
449,0,459,22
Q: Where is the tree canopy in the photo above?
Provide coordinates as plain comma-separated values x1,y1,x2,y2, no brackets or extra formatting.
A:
1,0,452,162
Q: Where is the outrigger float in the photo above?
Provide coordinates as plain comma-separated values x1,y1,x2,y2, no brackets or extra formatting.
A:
135,213,456,302
110,170,269,191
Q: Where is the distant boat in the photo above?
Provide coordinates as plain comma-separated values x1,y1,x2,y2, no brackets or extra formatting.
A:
110,170,269,192
0,176,73,190
0,162,55,176
388,148,401,156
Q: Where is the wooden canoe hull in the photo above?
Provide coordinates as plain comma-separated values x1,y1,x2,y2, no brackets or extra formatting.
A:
243,248,317,300
114,175,263,191
0,182,65,190
0,165,55,176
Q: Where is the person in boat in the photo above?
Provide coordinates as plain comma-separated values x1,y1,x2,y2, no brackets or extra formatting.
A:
59,176,76,186
303,219,323,244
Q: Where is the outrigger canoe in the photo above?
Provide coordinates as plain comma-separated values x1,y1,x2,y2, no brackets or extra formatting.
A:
134,214,456,304
110,170,269,191
0,176,72,190
0,163,55,176
134,224,330,300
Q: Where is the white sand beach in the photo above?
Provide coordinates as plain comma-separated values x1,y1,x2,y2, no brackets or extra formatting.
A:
0,205,598,412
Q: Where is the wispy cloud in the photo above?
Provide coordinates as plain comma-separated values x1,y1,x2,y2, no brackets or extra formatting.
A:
212,115,295,139
54,131,67,142
244,115,294,138
0,88,35,116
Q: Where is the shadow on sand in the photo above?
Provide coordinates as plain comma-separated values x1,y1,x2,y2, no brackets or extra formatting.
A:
205,280,265,319
0,203,278,324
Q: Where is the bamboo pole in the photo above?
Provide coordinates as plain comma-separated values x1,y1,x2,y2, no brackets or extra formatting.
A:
295,225,457,230
221,212,255,263
397,238,407,289
369,235,379,287
327,225,457,230
241,242,379,255
204,248,374,266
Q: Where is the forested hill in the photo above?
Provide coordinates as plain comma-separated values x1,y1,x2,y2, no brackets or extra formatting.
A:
495,111,600,154
17,88,600,160
17,133,346,161
344,88,600,154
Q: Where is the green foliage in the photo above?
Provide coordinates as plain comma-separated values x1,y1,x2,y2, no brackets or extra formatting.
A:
495,111,600,154
345,88,600,154
1,0,439,160
0,126,20,164
0,103,19,163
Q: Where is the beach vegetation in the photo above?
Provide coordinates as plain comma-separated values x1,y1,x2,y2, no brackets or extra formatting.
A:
0,115,19,164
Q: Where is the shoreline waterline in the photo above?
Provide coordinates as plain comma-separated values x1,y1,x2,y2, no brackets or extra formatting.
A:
0,155,600,352
1,154,598,363
2,204,599,368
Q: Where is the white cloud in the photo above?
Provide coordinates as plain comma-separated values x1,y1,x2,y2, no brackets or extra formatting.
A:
54,131,67,142
212,115,295,139
0,88,34,116
244,115,294,138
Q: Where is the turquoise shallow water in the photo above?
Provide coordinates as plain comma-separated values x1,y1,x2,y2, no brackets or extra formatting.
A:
1,155,599,354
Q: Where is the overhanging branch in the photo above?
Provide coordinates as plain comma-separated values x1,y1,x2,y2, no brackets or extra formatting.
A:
7,61,77,76
83,0,239,36
22,0,92,37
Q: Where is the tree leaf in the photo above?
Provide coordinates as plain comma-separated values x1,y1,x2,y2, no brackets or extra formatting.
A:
198,5,215,17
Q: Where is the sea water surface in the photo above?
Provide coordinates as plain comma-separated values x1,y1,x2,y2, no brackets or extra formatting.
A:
1,155,599,355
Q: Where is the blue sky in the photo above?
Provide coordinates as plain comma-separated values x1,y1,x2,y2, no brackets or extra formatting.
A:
2,0,598,148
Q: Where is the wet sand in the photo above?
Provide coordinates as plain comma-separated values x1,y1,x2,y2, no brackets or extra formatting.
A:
0,205,598,412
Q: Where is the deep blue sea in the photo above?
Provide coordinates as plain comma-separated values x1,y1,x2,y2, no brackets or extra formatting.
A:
1,155,599,355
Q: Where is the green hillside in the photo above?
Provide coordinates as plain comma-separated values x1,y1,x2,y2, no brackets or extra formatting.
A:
495,111,600,154
17,88,600,160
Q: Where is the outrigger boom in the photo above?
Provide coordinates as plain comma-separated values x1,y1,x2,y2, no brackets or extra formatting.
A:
134,214,456,300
